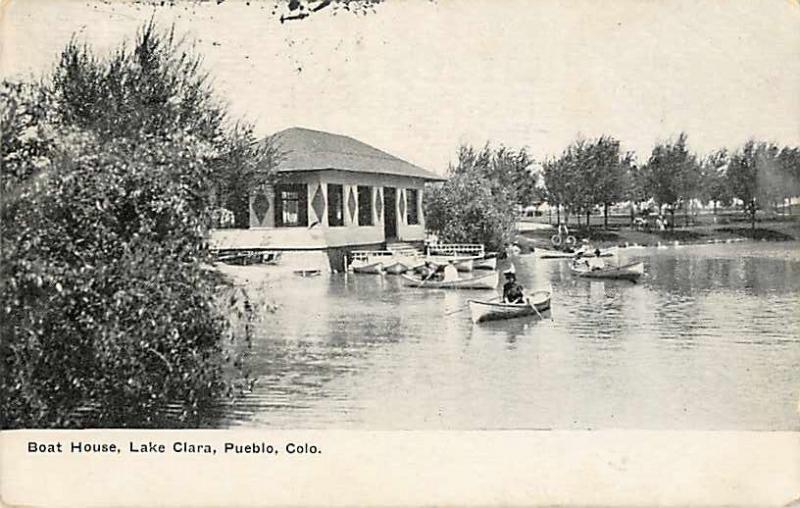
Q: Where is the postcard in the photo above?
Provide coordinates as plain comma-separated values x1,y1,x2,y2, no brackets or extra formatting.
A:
1,0,798,506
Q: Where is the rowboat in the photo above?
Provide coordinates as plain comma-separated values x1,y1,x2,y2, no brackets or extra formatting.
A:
535,246,617,259
401,270,499,290
383,261,407,275
426,254,479,266
383,254,426,274
474,256,497,270
294,269,321,278
570,260,644,282
468,290,552,323
215,250,282,266
351,261,384,274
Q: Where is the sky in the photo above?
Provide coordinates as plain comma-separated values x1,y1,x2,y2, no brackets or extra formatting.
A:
2,0,799,174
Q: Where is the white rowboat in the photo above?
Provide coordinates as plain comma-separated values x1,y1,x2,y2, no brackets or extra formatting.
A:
401,271,499,290
468,290,552,323
351,261,384,274
474,257,497,270
570,261,644,282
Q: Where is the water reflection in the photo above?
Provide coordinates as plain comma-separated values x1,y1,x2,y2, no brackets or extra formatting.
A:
209,242,800,430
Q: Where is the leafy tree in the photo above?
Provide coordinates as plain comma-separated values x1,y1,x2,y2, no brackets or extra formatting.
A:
424,144,528,250
1,23,260,428
542,141,587,226
542,136,630,229
213,124,282,227
542,155,570,226
424,172,516,251
726,140,781,231
450,143,539,207
777,146,800,214
699,149,732,215
587,136,629,229
642,133,698,229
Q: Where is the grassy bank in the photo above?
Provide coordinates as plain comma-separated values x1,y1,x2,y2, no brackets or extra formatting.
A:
514,215,799,251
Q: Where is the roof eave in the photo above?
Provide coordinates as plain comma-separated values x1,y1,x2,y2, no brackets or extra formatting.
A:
276,166,447,182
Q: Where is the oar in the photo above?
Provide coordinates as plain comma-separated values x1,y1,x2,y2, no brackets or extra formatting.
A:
528,295,544,320
417,263,439,288
529,289,554,322
444,306,468,316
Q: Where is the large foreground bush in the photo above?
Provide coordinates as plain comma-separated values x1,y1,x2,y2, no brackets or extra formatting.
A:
0,23,263,428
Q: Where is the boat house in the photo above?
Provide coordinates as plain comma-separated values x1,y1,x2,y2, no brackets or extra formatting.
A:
210,127,446,271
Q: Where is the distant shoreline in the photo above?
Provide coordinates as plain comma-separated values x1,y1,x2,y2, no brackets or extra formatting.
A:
515,216,799,252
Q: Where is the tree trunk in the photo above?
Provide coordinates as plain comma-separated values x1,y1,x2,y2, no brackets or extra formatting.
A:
630,204,635,228
586,210,591,231
556,205,560,226
604,203,609,229
670,208,675,231
713,200,717,215
751,200,756,232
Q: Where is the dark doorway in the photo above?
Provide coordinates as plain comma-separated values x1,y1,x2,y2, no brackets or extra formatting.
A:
383,186,397,240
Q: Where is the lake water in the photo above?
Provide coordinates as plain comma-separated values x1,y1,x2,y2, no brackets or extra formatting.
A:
210,242,800,430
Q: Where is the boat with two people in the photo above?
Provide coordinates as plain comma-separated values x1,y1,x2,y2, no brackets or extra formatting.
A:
400,268,499,290
535,245,618,259
570,259,644,282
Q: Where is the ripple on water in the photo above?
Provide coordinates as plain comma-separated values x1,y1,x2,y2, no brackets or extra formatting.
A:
209,242,800,431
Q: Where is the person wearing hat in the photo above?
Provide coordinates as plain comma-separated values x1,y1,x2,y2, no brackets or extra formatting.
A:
588,248,606,271
502,271,525,303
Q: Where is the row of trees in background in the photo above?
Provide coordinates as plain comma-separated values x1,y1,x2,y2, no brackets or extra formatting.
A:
425,134,800,249
544,133,800,231
1,23,267,428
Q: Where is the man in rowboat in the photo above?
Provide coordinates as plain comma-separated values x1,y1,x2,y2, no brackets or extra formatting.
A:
502,271,525,303
587,248,606,270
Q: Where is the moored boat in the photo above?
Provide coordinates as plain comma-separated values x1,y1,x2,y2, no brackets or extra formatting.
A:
474,256,497,270
383,260,410,275
468,290,552,323
351,261,384,274
536,246,617,259
570,260,644,282
401,270,499,290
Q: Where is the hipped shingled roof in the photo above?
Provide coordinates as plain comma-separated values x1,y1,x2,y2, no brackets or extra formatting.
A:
267,127,445,181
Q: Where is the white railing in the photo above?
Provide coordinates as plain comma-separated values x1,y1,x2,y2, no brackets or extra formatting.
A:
426,243,485,258
351,250,396,262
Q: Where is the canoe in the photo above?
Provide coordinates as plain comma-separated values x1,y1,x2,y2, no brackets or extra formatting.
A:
474,256,497,270
536,247,617,259
383,260,409,275
570,261,644,282
351,261,384,274
468,290,552,323
401,270,499,290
